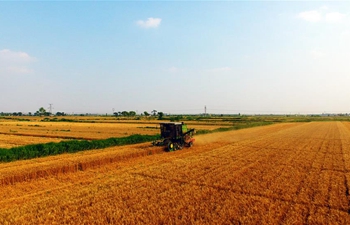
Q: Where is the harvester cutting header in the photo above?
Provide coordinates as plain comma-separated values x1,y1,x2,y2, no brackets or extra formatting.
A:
152,122,195,151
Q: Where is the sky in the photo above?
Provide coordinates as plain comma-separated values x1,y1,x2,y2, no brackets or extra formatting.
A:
1,1,350,115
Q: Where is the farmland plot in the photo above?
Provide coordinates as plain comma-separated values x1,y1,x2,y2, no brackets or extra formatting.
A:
0,134,62,148
0,122,350,224
0,121,160,141
0,121,222,147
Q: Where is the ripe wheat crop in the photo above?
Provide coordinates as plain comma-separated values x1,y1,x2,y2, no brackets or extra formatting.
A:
0,122,349,224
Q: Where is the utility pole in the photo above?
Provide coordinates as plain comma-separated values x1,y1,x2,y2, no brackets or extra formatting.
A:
48,103,53,115
204,105,207,116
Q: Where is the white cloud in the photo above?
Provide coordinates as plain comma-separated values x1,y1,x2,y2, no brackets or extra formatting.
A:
0,49,36,62
311,49,326,59
208,67,232,73
136,18,161,29
297,10,322,22
297,8,346,23
319,6,329,11
0,49,36,75
341,30,350,38
7,67,34,74
167,66,179,73
325,12,346,23
243,55,250,60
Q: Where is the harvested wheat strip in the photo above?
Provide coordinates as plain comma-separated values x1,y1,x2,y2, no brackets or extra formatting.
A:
131,171,350,215
0,146,165,186
0,131,93,140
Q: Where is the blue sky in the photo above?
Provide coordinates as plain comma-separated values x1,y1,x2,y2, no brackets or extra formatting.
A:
1,1,350,115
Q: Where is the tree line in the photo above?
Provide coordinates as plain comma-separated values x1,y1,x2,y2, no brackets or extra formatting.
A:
1,107,166,118
1,107,66,117
113,110,164,119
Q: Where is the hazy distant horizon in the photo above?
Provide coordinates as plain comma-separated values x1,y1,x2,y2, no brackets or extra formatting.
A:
1,107,349,116
1,1,349,114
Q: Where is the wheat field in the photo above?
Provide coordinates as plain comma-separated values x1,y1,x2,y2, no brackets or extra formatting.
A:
0,122,349,224
0,120,222,148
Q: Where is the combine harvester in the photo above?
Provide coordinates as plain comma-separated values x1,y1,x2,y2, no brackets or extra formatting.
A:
152,122,195,151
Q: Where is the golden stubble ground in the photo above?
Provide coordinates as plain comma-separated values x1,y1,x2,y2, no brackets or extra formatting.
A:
0,122,350,224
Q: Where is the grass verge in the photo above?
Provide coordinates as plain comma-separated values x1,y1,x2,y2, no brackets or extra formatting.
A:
0,134,159,162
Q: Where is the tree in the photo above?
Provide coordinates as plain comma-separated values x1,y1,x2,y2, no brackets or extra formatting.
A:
56,112,65,116
129,111,136,117
113,111,123,117
121,111,129,117
144,111,150,116
157,112,164,120
36,107,47,116
151,110,157,116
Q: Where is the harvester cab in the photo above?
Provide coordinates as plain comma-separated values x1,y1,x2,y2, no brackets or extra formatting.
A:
153,122,195,151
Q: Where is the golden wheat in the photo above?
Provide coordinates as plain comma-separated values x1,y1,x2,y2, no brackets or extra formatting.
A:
0,122,349,224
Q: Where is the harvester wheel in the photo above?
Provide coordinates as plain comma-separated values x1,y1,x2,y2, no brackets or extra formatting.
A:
167,142,175,152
